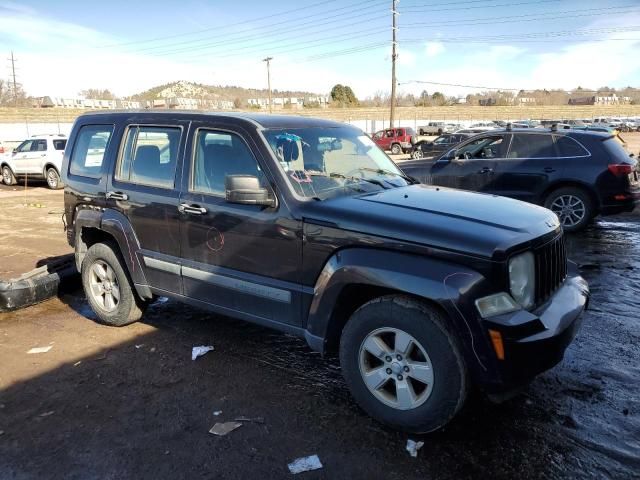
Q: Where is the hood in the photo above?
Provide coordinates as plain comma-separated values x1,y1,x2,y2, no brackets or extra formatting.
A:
301,184,560,259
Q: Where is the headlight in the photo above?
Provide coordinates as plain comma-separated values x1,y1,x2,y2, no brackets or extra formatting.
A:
509,251,535,309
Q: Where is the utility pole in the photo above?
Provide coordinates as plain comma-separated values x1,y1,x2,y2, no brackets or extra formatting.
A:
390,0,399,127
9,51,18,107
263,57,273,114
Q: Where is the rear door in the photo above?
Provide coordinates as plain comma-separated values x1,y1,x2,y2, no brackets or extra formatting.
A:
178,122,303,326
106,122,188,294
25,139,48,173
489,133,562,203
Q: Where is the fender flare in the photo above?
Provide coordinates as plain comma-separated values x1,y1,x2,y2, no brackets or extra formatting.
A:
305,248,496,375
74,208,152,299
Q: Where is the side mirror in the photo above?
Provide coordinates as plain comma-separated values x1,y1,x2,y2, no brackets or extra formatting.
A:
225,175,276,208
12,148,17,154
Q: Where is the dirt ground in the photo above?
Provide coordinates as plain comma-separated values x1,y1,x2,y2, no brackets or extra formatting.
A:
0,184,70,279
0,211,638,479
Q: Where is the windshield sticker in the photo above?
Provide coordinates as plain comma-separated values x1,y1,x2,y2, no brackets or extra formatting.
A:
289,170,312,184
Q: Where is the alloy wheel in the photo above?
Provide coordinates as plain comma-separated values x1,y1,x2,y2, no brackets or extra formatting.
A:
358,327,434,410
47,169,58,188
550,194,586,228
88,260,120,312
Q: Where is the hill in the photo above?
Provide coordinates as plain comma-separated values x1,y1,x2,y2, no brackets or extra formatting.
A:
127,80,322,105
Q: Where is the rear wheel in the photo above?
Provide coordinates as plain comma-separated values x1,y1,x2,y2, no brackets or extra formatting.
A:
81,242,147,326
390,143,402,155
46,167,62,189
2,166,16,185
544,186,593,233
340,296,467,433
411,149,423,160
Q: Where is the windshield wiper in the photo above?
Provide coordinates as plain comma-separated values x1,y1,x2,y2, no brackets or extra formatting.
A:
351,167,418,185
329,172,390,190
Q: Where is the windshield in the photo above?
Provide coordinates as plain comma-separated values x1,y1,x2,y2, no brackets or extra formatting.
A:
262,127,412,200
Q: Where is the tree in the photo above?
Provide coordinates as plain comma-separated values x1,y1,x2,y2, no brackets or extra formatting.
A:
330,84,358,106
431,91,446,106
80,88,116,100
0,78,28,106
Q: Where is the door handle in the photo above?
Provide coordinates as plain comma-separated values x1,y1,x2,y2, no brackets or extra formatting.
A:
40,153,47,157
106,191,129,201
178,203,207,215
543,167,556,173
478,167,494,174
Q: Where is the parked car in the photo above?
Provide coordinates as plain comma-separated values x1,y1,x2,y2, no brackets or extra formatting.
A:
62,111,589,433
455,127,496,134
401,128,639,232
0,140,5,155
409,133,473,159
372,127,416,154
417,122,451,136
1,134,67,189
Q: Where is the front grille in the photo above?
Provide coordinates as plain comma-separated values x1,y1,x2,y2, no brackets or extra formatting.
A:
534,233,568,305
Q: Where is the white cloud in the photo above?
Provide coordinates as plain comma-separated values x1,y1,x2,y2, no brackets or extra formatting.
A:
424,42,444,58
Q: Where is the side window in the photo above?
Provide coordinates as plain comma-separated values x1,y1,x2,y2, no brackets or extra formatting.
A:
69,125,113,177
53,139,67,151
457,136,507,160
191,130,260,195
385,130,394,138
17,140,33,153
116,126,181,189
31,140,47,152
554,136,589,157
508,134,555,158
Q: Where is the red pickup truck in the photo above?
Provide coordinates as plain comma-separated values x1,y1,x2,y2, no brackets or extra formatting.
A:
372,127,416,154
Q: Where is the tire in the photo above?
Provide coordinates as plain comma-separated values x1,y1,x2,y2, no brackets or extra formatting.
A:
419,129,425,136
46,167,63,190
339,295,467,433
411,149,423,160
544,186,593,233
81,242,147,326
390,143,402,155
2,166,16,185
437,128,443,135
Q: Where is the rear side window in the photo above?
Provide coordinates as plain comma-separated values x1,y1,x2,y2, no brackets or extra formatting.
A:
69,125,113,177
554,136,589,157
116,126,181,189
31,140,47,152
508,134,555,158
53,139,66,151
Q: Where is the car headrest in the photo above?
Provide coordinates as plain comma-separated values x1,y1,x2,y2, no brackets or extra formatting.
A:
133,145,161,178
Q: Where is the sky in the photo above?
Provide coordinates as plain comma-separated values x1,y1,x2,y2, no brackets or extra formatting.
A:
1,0,640,99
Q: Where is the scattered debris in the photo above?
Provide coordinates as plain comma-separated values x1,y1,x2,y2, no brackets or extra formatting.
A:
192,345,214,361
135,344,144,349
27,346,52,354
0,430,4,436
149,347,156,353
209,422,242,436
235,416,265,424
406,439,425,458
164,450,170,455
213,410,222,416
156,297,169,304
39,411,55,417
73,361,82,367
288,455,323,474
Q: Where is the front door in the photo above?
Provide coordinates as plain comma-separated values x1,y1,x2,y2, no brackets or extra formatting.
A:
178,124,303,326
430,134,509,192
10,139,34,174
106,122,188,293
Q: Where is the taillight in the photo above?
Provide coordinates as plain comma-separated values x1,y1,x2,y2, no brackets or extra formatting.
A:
608,164,633,176
0,146,4,154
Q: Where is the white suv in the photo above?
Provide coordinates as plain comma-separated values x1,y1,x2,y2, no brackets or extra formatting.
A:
1,134,67,189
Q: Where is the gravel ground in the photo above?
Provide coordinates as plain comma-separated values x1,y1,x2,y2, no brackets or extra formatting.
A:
0,211,638,479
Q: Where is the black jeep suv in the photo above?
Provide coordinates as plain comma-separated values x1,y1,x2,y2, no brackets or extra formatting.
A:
401,128,640,232
62,112,589,433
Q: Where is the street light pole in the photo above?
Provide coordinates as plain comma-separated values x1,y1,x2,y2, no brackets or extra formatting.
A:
390,0,399,127
263,57,273,114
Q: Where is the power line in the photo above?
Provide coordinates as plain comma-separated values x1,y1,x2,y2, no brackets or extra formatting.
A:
402,0,561,13
97,0,342,48
402,5,640,29
398,80,634,95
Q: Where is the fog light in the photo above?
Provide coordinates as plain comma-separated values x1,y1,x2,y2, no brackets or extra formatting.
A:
475,292,520,319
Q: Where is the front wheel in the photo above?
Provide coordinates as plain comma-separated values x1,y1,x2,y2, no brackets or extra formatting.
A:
340,296,467,433
411,149,423,160
2,166,16,185
46,167,62,189
81,242,147,326
544,186,593,233
390,143,402,155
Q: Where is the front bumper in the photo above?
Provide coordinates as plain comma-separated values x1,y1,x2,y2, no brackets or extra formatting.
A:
480,264,589,391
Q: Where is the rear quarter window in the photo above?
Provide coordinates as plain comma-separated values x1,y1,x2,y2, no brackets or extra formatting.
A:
53,139,67,151
554,136,589,157
69,125,114,177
